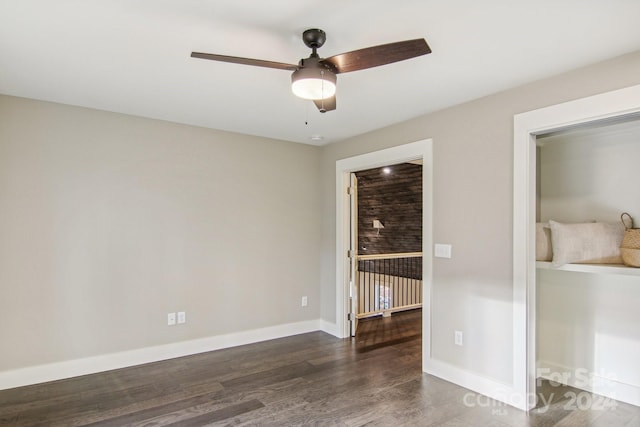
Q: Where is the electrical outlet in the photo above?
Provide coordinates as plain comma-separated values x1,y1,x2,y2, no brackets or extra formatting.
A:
177,311,186,324
454,330,463,346
301,296,308,307
167,312,176,326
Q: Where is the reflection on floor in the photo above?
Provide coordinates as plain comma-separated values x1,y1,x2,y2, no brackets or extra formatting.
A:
354,308,421,353
532,378,639,425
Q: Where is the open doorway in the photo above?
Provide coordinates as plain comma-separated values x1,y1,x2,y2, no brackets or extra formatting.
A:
350,162,423,349
335,139,433,370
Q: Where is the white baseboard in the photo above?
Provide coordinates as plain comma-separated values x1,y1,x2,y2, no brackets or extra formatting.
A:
0,319,322,391
425,358,527,411
537,360,640,407
319,319,340,338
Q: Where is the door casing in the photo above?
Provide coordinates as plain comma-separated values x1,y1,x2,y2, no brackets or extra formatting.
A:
335,139,433,369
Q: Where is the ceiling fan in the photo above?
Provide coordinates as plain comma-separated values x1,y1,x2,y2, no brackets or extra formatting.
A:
191,29,431,113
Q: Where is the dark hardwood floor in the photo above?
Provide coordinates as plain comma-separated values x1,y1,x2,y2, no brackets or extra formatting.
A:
1,309,638,426
354,309,422,353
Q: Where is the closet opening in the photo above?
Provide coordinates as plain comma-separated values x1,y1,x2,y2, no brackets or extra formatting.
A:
513,84,640,411
534,116,640,408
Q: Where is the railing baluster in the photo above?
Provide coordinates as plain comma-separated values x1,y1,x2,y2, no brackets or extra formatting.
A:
354,252,422,319
366,260,370,313
411,260,417,299
393,258,397,309
362,261,366,313
383,257,387,309
403,256,407,307
370,261,374,312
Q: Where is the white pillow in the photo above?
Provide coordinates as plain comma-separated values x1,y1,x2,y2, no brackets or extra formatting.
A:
548,220,624,267
536,223,552,261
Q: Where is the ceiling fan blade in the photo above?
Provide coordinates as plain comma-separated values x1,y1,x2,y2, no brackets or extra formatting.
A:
322,39,431,74
314,95,336,113
191,52,298,71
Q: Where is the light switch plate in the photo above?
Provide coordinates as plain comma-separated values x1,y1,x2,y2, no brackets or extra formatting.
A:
167,312,176,326
434,243,452,258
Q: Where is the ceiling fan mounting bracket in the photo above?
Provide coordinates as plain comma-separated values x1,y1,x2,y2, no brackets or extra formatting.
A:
302,28,327,49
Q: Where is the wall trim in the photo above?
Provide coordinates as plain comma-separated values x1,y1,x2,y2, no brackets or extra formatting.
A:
0,319,322,391
537,360,640,407
426,359,526,410
319,320,340,338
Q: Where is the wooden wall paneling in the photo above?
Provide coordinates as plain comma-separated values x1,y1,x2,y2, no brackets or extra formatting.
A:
355,163,422,255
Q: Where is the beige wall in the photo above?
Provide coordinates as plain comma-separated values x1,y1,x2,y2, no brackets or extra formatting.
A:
3,50,640,386
319,51,640,384
0,96,321,371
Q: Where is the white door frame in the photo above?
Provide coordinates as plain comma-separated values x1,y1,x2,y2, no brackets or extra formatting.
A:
348,172,358,336
513,84,640,410
335,139,433,367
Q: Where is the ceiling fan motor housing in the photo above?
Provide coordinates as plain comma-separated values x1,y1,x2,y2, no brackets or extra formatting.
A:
291,56,337,100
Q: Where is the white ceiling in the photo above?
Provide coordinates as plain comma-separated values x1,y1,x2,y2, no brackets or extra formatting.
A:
1,1,639,146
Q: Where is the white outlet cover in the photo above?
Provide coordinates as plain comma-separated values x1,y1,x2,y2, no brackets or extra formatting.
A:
177,311,186,324
454,330,463,346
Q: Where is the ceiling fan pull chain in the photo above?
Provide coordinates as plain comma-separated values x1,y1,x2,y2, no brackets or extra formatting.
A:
305,102,310,125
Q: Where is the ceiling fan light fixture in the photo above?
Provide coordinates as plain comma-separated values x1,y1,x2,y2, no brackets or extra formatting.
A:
192,28,431,113
291,66,337,100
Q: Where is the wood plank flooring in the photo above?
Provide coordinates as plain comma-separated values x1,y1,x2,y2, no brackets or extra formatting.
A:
355,309,422,353
1,309,638,426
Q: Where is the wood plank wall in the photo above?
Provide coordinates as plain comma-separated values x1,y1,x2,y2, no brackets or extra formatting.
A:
355,162,422,255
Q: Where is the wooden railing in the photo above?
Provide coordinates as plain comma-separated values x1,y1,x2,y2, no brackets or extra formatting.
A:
356,252,422,318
